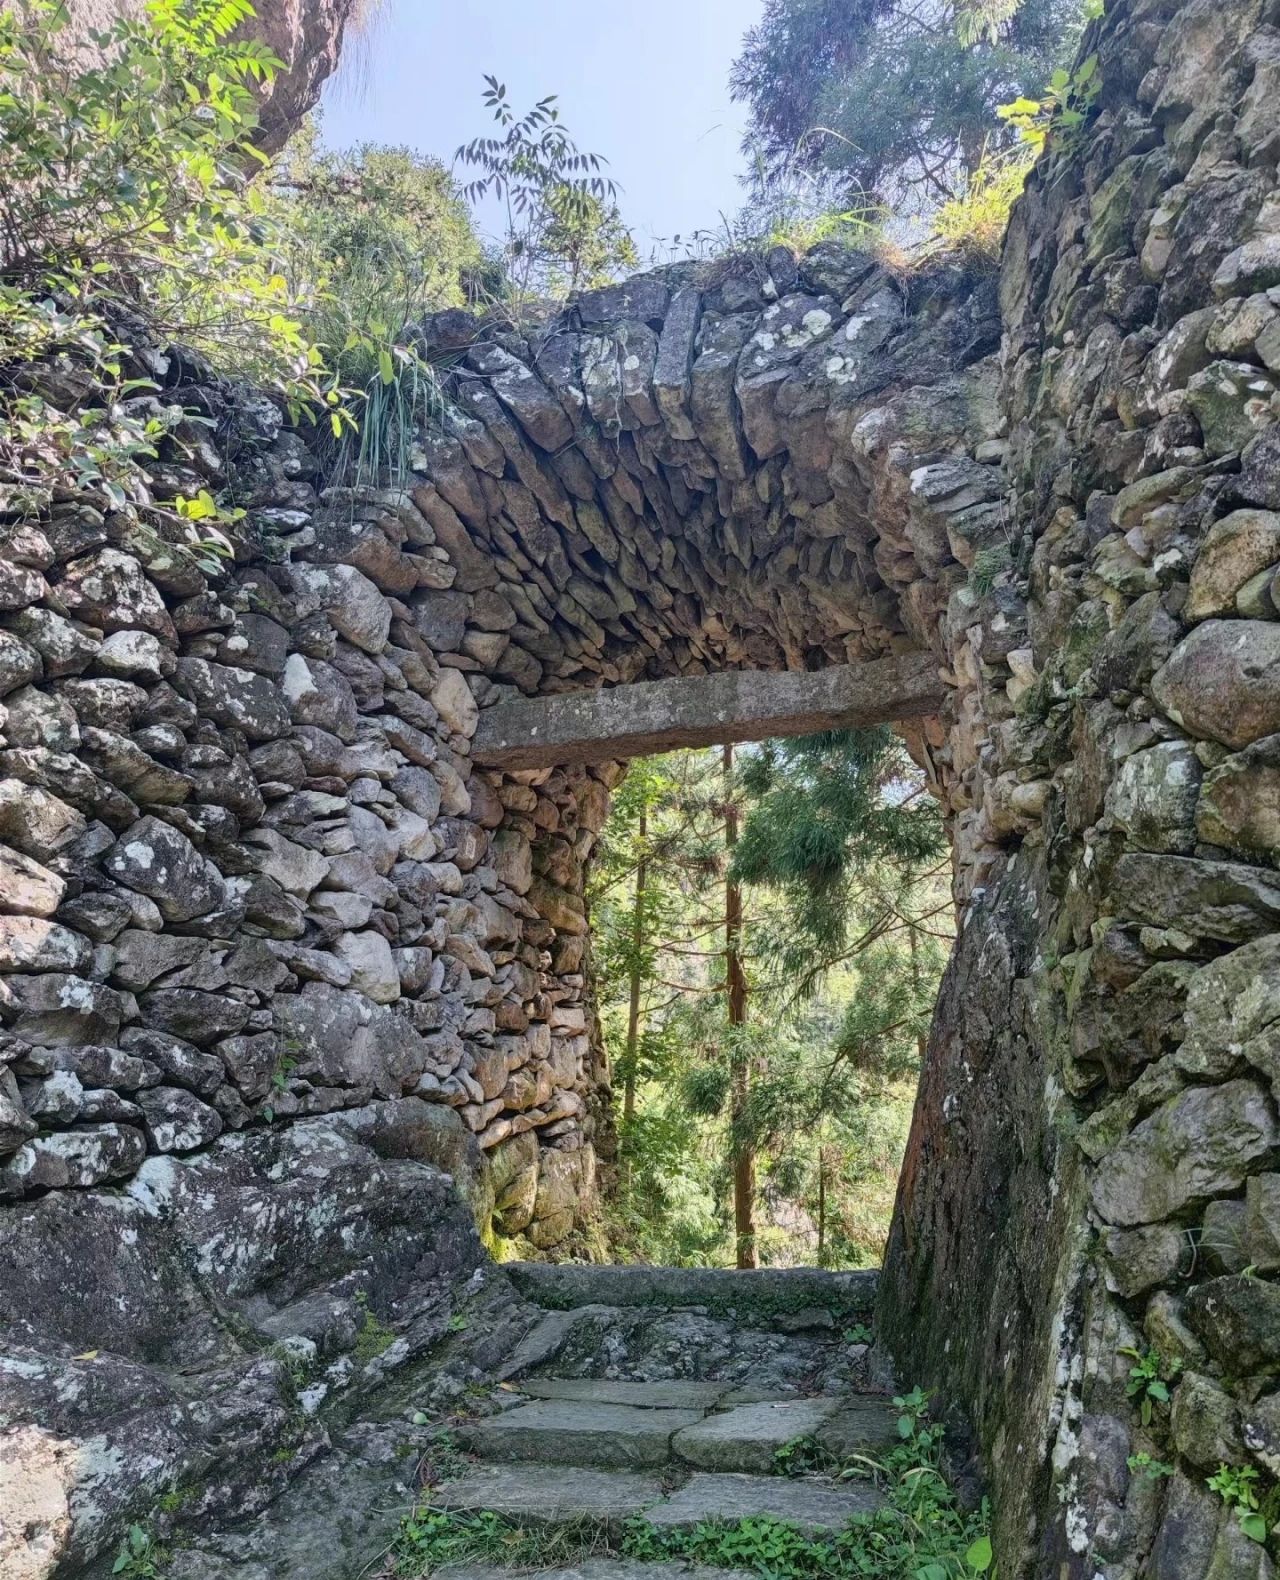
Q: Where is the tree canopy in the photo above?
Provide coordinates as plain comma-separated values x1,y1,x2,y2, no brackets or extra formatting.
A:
729,0,1086,211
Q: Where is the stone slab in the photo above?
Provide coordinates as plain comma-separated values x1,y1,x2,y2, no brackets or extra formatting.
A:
472,656,946,770
644,1472,883,1533
672,1399,842,1474
505,1263,878,1326
519,1377,733,1410
437,1563,754,1580
460,1400,706,1469
815,1399,899,1461
435,1462,666,1526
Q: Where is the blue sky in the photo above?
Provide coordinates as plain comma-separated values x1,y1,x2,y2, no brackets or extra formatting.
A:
319,0,761,262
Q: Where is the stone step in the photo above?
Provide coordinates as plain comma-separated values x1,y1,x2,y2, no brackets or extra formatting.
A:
506,1263,877,1330
436,1462,667,1529
518,1377,735,1410
670,1396,896,1474
435,1462,884,1537
474,1382,899,1476
645,1471,883,1534
458,1399,706,1469
437,1562,754,1580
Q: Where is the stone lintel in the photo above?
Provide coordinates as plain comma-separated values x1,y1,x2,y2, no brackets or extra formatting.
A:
472,654,946,770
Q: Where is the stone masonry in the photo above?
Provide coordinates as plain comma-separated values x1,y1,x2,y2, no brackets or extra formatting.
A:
5,0,1280,1569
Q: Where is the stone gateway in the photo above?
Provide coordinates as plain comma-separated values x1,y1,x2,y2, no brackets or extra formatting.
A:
4,0,1280,1571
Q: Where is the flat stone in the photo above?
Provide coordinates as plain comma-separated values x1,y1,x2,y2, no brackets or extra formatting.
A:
814,1398,899,1460
437,1563,752,1580
645,1472,882,1534
459,1400,705,1469
435,1462,665,1526
673,1398,841,1473
517,1379,733,1410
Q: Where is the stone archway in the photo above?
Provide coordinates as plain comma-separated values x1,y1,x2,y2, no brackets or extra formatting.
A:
5,0,1280,1566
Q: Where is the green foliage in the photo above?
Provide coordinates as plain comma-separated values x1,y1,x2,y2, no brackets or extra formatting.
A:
391,1507,607,1575
996,52,1101,162
592,737,949,1270
624,1391,991,1579
353,1291,396,1362
1126,1452,1174,1481
730,728,946,993
844,1323,875,1345
456,76,637,301
1119,1345,1181,1427
929,148,1033,262
729,0,1087,212
268,127,495,484
1208,1464,1269,1545
0,0,340,530
111,1525,165,1578
773,1435,836,1476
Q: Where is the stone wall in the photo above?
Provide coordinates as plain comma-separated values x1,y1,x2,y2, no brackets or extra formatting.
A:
7,0,1280,1565
881,0,1280,1570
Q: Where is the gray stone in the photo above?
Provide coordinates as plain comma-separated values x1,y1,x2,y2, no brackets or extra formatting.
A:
517,1379,733,1410
104,815,225,923
645,1472,882,1534
1198,735,1280,864
3,974,127,1047
459,1399,705,1469
1247,1173,1280,1272
1113,854,1280,943
1171,1370,1245,1468
136,1085,223,1152
435,1462,665,1527
0,916,90,974
1091,1080,1280,1226
673,1398,840,1473
1105,743,1202,853
0,847,64,918
1104,1223,1189,1297
0,1123,146,1193
1187,509,1280,619
1186,1275,1280,1374
1152,620,1280,749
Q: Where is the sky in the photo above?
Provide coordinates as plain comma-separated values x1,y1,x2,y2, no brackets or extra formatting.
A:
318,0,762,264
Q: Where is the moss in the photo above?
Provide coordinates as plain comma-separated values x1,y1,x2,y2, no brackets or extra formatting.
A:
354,1305,397,1363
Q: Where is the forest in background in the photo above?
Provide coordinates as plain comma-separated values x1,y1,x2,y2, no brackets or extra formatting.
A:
589,732,951,1271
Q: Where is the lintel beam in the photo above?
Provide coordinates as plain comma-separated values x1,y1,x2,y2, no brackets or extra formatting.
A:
471,653,947,771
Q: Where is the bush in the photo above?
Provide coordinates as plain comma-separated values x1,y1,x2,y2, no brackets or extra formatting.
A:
0,0,339,508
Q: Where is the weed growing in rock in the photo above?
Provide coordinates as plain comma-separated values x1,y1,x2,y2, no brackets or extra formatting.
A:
111,1524,166,1577
353,1291,396,1363
387,1508,609,1576
772,1434,836,1476
1208,1463,1269,1545
844,1323,875,1346
1125,1452,1174,1482
1119,1345,1181,1427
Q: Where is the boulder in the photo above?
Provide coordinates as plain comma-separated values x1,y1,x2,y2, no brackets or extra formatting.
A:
1152,620,1280,749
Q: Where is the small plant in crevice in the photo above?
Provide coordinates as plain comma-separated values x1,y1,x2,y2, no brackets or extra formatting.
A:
772,1434,835,1477
1208,1463,1270,1545
353,1290,396,1363
1119,1345,1181,1427
1126,1452,1174,1482
111,1524,166,1577
843,1322,874,1346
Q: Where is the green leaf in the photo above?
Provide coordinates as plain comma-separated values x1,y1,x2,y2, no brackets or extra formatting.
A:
966,1535,994,1571
1241,1512,1268,1544
377,348,395,385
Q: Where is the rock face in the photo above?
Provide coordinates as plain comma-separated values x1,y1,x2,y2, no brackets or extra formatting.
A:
881,0,1280,1569
52,0,361,153
6,0,1280,1570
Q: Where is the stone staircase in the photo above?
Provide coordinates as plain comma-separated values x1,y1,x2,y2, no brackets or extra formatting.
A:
424,1263,897,1580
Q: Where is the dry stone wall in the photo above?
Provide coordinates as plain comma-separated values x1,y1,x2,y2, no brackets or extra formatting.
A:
881,0,1280,1570
8,0,1280,1566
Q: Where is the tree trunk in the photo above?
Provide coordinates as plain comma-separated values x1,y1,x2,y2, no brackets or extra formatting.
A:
817,1145,827,1268
620,810,646,1180
723,744,757,1270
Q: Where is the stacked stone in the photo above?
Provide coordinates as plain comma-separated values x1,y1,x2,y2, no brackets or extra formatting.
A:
0,353,610,1250
0,241,1013,1249
881,0,1280,1569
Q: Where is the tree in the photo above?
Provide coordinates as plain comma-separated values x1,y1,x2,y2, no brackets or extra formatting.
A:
729,0,1085,212
456,77,637,302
